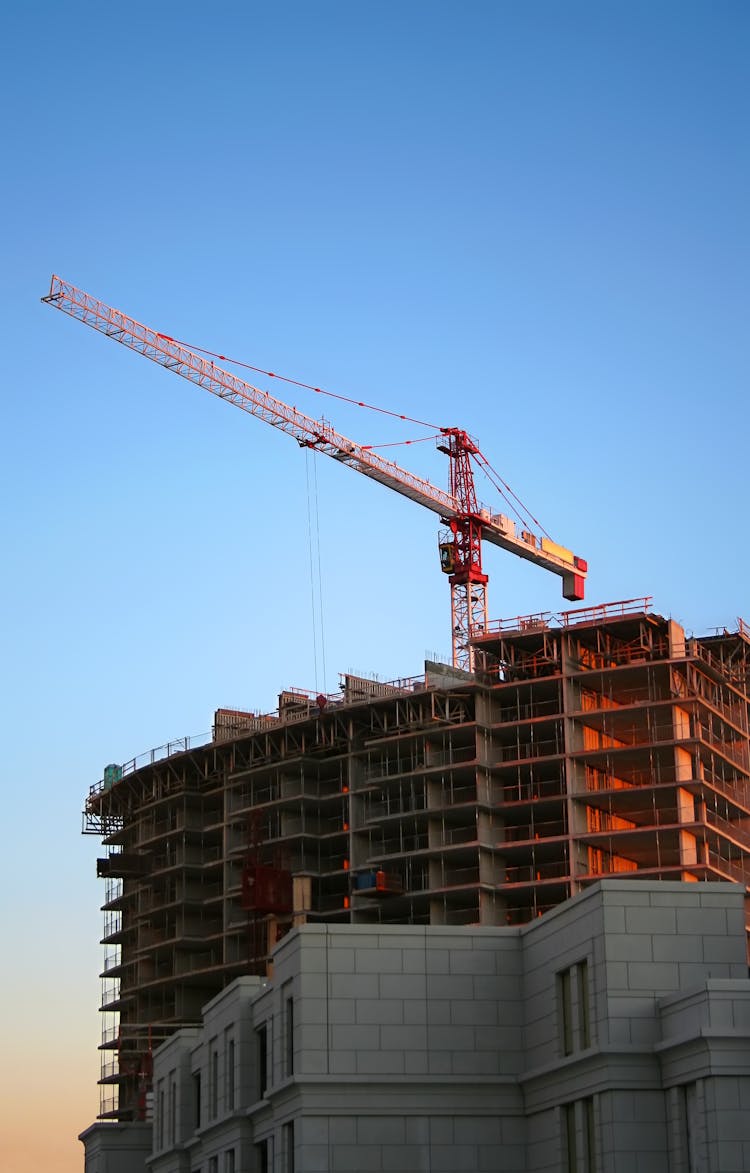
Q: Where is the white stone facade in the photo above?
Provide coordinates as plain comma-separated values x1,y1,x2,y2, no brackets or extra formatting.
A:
82,879,750,1173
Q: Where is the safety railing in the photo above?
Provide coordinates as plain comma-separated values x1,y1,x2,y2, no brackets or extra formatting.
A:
492,736,564,762
690,637,750,690
474,597,653,638
88,671,439,801
560,597,653,627
501,860,569,885
503,819,567,842
98,1091,119,1118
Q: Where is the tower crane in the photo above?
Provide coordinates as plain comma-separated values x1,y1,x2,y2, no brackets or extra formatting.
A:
42,275,587,671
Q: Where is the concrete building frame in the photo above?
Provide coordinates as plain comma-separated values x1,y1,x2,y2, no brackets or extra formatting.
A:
83,602,750,1122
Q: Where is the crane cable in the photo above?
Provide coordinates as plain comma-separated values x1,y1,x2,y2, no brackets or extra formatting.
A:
162,335,441,431
170,333,553,539
312,451,328,689
473,452,553,540
305,448,320,692
361,433,441,451
303,447,329,693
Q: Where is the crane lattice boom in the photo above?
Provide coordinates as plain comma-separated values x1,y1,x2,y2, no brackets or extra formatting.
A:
42,275,587,669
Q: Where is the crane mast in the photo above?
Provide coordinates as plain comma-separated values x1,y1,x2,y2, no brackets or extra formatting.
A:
42,275,587,671
437,428,489,671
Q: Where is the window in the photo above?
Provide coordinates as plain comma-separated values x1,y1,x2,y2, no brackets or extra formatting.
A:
225,1032,235,1112
193,1071,201,1130
563,1103,576,1173
681,1082,700,1170
559,967,573,1055
157,1081,165,1150
584,1097,596,1171
224,1149,235,1173
563,1099,597,1173
284,987,294,1077
557,959,592,1055
208,1156,218,1173
209,1042,219,1119
169,1074,177,1145
255,1139,271,1173
577,961,591,1048
256,1023,268,1099
284,1121,295,1173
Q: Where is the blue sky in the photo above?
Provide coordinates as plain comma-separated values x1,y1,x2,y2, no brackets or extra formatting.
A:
0,2,747,1168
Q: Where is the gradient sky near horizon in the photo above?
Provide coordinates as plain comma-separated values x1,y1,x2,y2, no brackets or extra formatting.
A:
0,3,748,1170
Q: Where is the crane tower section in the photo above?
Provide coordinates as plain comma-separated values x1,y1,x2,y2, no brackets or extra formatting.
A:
436,428,488,671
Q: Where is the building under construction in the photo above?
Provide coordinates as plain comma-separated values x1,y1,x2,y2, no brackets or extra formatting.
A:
86,598,750,1122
